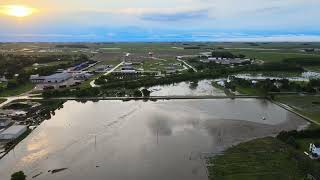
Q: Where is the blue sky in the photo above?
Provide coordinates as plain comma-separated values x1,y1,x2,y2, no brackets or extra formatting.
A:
0,0,320,42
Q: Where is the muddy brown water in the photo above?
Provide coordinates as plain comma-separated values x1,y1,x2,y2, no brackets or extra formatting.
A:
0,99,308,180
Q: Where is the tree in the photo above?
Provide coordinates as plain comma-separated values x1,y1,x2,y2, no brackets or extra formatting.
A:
141,88,151,97
286,136,299,149
11,171,26,180
133,89,142,97
187,68,195,73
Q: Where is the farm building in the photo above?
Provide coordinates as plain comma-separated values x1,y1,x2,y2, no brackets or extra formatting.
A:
0,125,28,140
30,73,72,84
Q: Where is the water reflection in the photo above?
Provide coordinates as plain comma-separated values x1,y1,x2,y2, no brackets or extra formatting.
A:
0,99,308,180
149,116,172,136
147,79,225,96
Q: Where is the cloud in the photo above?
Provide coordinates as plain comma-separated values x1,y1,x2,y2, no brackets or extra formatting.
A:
217,34,320,42
141,9,209,21
1,0,320,41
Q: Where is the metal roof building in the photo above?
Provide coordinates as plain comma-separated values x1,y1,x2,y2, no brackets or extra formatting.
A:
30,72,72,83
0,125,27,140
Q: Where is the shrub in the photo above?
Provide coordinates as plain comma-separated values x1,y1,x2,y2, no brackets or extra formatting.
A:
11,171,26,180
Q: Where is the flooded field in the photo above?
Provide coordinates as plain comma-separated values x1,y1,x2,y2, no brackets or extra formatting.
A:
234,71,320,81
0,99,308,180
147,79,225,96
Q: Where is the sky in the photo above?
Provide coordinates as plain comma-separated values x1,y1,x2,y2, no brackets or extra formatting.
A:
0,0,320,42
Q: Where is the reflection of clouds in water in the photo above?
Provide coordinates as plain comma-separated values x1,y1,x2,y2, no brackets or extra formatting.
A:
148,115,172,136
19,149,49,167
258,99,269,108
202,118,289,152
146,108,202,137
149,79,225,96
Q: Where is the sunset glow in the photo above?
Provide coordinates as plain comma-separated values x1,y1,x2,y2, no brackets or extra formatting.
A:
1,5,35,17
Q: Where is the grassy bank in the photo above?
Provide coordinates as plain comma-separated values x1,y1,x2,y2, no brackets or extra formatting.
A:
235,86,265,96
275,95,320,124
207,137,320,180
0,83,35,97
0,98,6,104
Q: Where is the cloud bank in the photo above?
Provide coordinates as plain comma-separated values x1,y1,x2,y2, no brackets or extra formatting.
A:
0,0,319,41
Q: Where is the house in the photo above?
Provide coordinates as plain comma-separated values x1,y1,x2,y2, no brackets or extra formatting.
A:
309,143,320,158
0,125,27,140
30,73,72,84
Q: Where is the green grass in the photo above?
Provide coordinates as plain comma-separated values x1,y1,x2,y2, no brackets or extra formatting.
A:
87,59,121,71
228,49,320,63
236,86,265,96
142,58,183,71
275,95,320,123
0,83,35,97
239,71,302,77
304,66,320,72
207,137,320,180
79,73,102,88
0,82,7,88
296,137,320,153
24,61,72,71
0,98,6,103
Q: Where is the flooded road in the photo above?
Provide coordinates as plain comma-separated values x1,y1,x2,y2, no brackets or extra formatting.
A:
147,79,225,96
0,99,308,180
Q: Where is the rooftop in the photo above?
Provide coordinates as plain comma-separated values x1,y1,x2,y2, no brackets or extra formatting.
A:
46,72,71,79
0,125,27,135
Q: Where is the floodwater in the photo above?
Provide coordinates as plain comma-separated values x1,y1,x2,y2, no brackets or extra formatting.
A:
147,79,225,96
0,99,308,180
234,71,320,82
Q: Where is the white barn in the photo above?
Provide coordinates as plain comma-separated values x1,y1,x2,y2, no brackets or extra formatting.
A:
0,125,28,140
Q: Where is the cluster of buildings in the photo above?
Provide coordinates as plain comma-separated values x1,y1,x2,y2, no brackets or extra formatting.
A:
301,48,320,53
69,61,98,71
0,115,27,141
30,71,93,90
94,65,113,72
30,72,72,84
200,57,251,65
29,61,99,89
